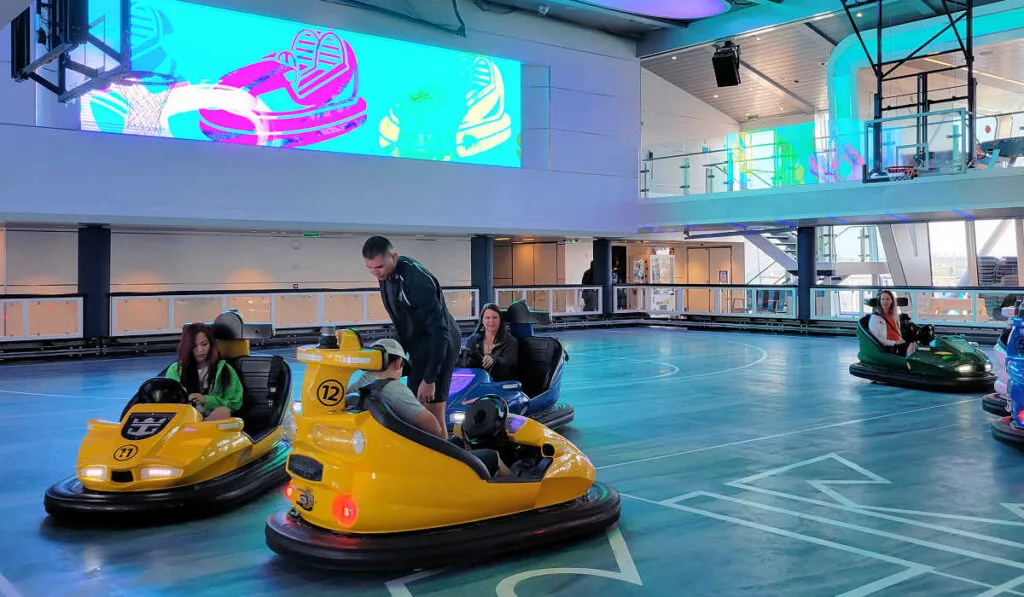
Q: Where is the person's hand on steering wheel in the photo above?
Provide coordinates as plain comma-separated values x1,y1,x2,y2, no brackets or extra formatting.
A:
189,393,206,408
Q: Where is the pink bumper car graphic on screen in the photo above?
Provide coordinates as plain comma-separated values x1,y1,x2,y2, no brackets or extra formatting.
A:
378,56,512,161
198,29,367,147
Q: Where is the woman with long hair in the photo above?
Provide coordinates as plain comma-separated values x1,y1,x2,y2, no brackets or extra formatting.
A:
464,303,519,382
868,290,916,357
165,322,244,421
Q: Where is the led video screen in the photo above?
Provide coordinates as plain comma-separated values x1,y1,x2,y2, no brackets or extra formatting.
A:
81,0,522,167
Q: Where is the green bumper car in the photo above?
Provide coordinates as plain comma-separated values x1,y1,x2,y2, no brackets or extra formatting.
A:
849,301,994,393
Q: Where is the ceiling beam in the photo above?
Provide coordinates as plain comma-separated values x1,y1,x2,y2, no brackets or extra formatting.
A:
802,22,839,47
736,57,817,113
906,0,940,16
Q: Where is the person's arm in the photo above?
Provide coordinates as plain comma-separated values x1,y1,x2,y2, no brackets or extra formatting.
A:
493,336,519,380
388,386,444,437
405,264,450,384
410,410,444,436
204,362,244,412
165,362,181,381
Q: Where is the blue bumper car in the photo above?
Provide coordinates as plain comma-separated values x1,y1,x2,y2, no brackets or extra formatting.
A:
992,317,1024,447
446,300,572,432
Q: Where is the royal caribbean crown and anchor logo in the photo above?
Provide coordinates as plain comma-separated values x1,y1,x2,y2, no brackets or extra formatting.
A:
121,412,176,440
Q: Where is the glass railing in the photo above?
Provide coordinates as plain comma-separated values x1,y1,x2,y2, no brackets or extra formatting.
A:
108,288,479,337
493,286,602,317
612,285,798,319
641,107,1023,199
812,286,1024,328
0,295,84,341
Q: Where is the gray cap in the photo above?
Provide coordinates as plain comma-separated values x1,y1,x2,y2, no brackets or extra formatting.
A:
371,338,406,361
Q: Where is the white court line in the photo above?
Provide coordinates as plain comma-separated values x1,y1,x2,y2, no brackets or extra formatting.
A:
0,572,24,597
622,492,932,595
494,527,641,597
974,574,1024,597
678,491,1024,568
597,398,976,471
623,494,1024,597
565,339,768,391
0,388,124,401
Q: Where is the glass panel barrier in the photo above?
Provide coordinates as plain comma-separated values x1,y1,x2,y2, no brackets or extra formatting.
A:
813,287,1022,328
323,292,366,325
172,296,225,330
272,293,320,328
0,297,83,341
493,287,602,316
113,296,173,335
226,295,272,325
612,286,797,319
108,289,479,337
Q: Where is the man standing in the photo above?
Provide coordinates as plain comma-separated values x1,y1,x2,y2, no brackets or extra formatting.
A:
362,235,461,438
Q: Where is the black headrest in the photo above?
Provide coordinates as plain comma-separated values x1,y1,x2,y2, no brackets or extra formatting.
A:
503,300,551,325
864,296,909,308
211,310,274,340
138,377,188,404
462,395,509,444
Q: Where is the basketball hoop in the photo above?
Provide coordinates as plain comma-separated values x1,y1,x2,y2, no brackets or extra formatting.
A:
116,71,181,137
885,165,917,182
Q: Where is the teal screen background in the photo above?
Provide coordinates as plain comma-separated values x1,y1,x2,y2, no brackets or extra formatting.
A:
81,0,523,167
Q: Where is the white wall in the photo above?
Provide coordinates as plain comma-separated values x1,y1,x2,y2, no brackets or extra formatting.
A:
0,228,470,294
640,68,739,197
0,0,641,236
110,231,470,293
641,68,739,152
3,228,79,294
563,241,593,285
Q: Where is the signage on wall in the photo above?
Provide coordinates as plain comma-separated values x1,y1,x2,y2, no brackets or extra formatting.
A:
719,270,729,283
80,0,522,168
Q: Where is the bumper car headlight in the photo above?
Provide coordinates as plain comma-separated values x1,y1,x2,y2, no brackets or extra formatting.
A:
956,364,973,374
984,362,993,372
139,466,183,480
312,425,366,455
79,466,107,480
450,412,466,424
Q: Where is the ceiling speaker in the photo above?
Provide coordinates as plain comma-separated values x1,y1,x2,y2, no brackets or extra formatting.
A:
712,42,741,87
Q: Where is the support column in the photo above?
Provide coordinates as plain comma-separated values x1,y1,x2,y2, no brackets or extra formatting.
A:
470,234,494,309
797,226,816,321
592,238,613,316
78,224,111,340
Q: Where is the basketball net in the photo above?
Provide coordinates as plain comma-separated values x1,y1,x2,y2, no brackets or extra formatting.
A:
121,79,175,137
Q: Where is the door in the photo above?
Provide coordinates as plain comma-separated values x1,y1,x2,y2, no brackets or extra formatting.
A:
687,248,710,312
710,247,733,314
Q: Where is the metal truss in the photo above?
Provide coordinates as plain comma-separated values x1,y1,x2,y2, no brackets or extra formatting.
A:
840,0,976,176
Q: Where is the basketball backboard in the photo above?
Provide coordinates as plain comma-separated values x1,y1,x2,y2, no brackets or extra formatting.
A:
11,0,133,102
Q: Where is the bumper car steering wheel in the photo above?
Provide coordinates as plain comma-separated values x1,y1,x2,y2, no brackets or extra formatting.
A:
461,395,510,450
137,377,191,405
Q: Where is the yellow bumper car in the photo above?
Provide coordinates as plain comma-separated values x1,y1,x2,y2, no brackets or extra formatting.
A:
44,311,293,522
264,327,620,571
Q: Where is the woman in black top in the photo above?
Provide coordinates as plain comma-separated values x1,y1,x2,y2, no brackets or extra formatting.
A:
464,303,519,382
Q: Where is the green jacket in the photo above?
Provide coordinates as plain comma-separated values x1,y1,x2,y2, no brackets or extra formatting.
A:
165,359,244,412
